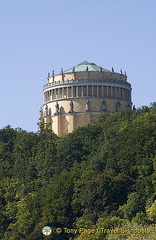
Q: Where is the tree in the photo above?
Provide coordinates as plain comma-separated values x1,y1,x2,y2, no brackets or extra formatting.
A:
149,102,156,108
147,200,156,222
76,170,132,221
119,192,143,220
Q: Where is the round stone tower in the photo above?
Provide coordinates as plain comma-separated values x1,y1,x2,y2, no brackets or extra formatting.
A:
40,61,132,135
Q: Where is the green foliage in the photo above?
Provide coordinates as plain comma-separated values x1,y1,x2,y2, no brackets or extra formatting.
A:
146,200,156,222
132,212,149,225
0,107,156,239
119,192,144,220
149,102,156,108
0,126,16,178
75,170,132,221
55,123,102,174
40,170,75,225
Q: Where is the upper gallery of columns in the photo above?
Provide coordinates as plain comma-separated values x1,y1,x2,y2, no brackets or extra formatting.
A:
43,61,131,90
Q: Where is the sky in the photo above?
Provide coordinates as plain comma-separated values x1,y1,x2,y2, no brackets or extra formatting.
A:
0,0,155,132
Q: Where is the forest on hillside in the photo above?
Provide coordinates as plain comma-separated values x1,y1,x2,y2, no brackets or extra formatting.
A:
0,105,156,240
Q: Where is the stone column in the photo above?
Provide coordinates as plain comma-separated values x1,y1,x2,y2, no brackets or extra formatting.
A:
87,85,89,97
76,86,78,97
128,90,130,101
82,86,83,97
47,91,49,102
71,86,74,98
97,85,99,97
123,88,125,99
115,87,117,98
120,88,123,99
50,90,51,101
62,87,64,98
58,88,60,98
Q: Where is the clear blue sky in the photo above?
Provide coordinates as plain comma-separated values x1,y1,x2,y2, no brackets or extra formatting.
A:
0,0,155,132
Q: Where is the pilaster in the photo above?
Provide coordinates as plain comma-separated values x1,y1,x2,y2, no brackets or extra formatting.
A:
68,113,75,133
85,112,91,125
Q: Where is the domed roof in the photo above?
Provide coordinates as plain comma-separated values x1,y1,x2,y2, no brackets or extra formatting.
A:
64,61,111,73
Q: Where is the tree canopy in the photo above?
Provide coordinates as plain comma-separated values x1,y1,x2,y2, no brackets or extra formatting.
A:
0,106,156,239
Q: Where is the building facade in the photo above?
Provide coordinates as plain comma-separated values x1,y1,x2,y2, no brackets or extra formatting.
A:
40,61,132,135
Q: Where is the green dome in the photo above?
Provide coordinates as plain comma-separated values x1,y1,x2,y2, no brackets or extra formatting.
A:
64,61,111,73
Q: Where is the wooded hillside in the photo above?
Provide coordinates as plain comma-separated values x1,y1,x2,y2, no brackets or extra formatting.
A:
0,106,156,240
